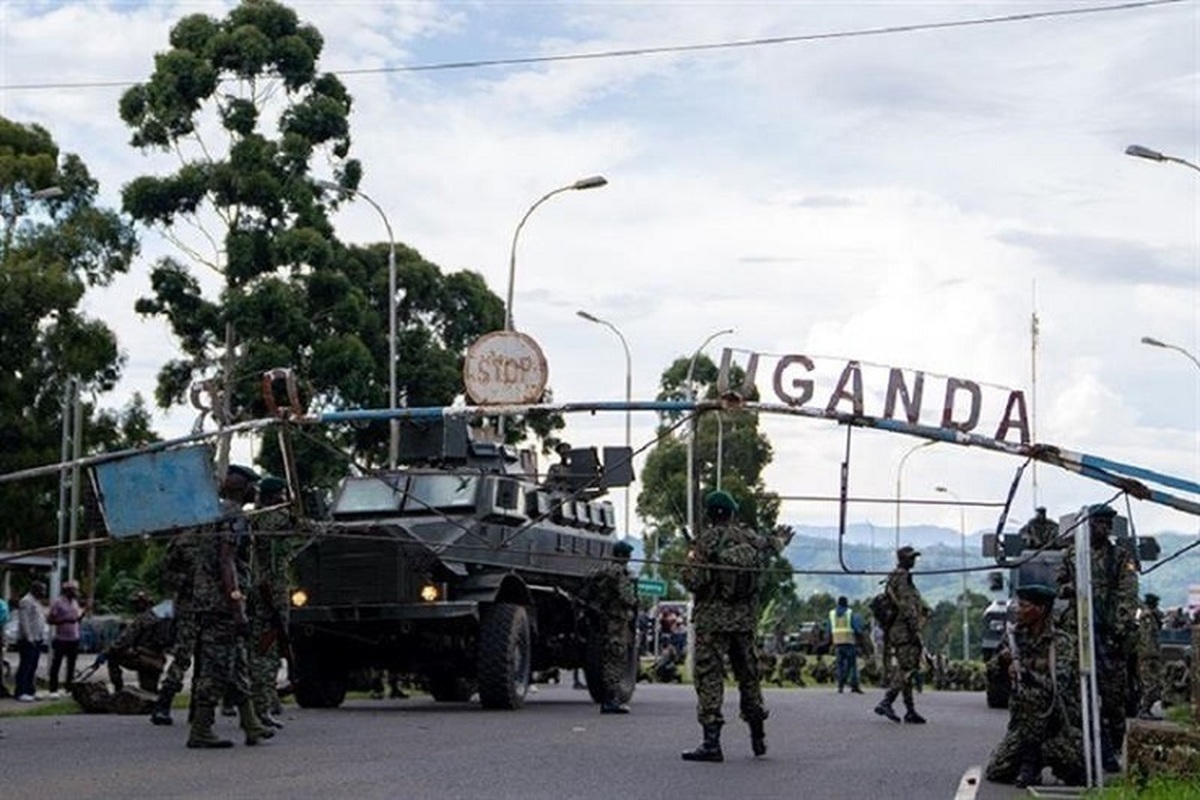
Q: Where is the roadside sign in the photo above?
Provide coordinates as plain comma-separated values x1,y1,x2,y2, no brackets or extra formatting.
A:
463,330,548,405
637,577,667,598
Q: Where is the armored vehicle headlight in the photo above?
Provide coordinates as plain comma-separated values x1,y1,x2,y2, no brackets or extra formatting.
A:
989,619,1005,631
291,589,309,608
420,583,441,602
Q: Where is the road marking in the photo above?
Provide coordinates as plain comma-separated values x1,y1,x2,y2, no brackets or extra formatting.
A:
955,766,982,800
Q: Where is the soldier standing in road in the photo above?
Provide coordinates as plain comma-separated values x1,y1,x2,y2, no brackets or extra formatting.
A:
984,582,1085,789
679,490,791,762
248,474,294,728
578,539,639,714
1056,504,1139,773
185,465,274,748
1136,592,1164,720
874,545,931,724
150,526,200,725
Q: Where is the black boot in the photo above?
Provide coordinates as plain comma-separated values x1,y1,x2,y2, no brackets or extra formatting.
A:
600,698,630,714
748,717,767,757
903,703,926,724
150,693,174,726
681,723,724,762
1014,762,1042,788
874,689,901,723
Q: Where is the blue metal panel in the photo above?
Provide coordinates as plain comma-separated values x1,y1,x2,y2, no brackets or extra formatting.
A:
93,446,222,538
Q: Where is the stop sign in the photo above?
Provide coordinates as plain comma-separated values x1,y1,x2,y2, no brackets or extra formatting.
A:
463,330,549,405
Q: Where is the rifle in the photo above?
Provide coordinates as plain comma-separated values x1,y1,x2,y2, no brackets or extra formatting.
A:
257,581,298,695
1005,622,1021,692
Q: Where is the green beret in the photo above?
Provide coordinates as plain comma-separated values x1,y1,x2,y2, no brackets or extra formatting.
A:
1016,583,1057,604
227,464,260,482
612,540,634,557
704,490,739,513
1088,504,1116,519
259,475,287,495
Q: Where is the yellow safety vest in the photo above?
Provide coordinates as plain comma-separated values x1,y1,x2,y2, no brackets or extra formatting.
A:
829,608,854,646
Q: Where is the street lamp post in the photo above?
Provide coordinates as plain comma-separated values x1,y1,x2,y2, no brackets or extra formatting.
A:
499,176,607,439
577,310,632,536
685,328,735,538
1125,144,1200,174
894,440,936,550
318,180,399,468
936,485,970,662
1141,336,1200,373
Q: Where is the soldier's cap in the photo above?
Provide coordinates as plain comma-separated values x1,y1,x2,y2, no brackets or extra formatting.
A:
704,490,739,513
612,540,634,558
1088,504,1117,519
1015,583,1057,605
1145,593,1160,606
227,464,260,482
259,475,287,495
896,545,920,560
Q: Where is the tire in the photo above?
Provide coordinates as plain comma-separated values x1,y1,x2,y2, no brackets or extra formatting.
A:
294,642,348,709
477,603,531,710
583,619,638,706
428,674,476,703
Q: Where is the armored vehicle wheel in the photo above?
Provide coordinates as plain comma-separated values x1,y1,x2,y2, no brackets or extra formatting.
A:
477,603,531,710
294,642,348,709
429,675,477,703
583,621,638,706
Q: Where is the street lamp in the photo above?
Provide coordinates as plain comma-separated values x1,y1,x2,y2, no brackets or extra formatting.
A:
936,485,970,662
505,176,608,332
1125,144,1200,174
685,328,735,538
1141,336,1200,373
577,309,632,536
318,180,399,468
893,440,936,550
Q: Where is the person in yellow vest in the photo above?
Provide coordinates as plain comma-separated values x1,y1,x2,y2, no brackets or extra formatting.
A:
826,596,865,694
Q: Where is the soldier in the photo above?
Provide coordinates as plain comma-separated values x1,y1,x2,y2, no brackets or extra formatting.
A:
1056,504,1139,773
874,545,931,724
757,649,779,687
578,539,639,714
248,474,294,728
984,582,1085,788
1019,507,1060,551
99,591,172,692
1136,593,1164,720
679,490,791,762
186,465,275,748
778,650,807,686
150,527,202,726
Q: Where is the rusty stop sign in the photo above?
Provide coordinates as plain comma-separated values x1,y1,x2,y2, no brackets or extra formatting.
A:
463,330,549,405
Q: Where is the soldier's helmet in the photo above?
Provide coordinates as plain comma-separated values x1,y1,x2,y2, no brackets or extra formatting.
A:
704,490,739,514
612,540,634,558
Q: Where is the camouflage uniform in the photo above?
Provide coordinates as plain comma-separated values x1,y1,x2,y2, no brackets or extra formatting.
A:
1136,597,1163,719
578,551,638,711
779,651,807,686
1056,510,1139,767
680,492,789,762
875,546,930,723
152,530,201,723
106,607,173,692
248,500,293,724
985,603,1084,787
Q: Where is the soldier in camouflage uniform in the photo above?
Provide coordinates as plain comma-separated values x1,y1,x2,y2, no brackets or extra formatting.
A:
679,490,792,762
577,539,638,714
874,545,931,724
186,465,275,749
102,591,172,692
1019,507,1060,551
1136,593,1164,720
1056,504,1139,773
985,583,1085,788
778,650,806,686
248,475,294,728
151,528,202,726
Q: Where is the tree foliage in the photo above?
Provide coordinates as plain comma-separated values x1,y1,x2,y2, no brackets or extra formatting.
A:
0,116,138,556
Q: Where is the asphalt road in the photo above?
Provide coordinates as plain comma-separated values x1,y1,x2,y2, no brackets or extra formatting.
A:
0,683,1042,800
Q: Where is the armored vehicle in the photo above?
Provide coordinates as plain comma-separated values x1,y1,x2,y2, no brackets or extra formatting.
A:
979,506,1158,709
288,418,638,710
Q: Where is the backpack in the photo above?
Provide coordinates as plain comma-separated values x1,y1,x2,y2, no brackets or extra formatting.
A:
714,535,760,603
869,592,898,628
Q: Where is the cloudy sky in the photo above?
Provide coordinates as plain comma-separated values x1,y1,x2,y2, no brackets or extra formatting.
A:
2,0,1197,543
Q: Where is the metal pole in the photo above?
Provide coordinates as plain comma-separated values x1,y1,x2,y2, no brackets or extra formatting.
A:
1141,336,1200,373
685,328,734,537
1125,144,1200,174
895,440,936,550
576,310,632,534
959,503,968,661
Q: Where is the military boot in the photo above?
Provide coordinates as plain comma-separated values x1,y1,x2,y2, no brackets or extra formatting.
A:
1014,762,1042,788
681,723,724,762
239,702,275,746
149,692,175,726
748,717,767,757
874,689,901,723
186,706,233,749
902,702,926,724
